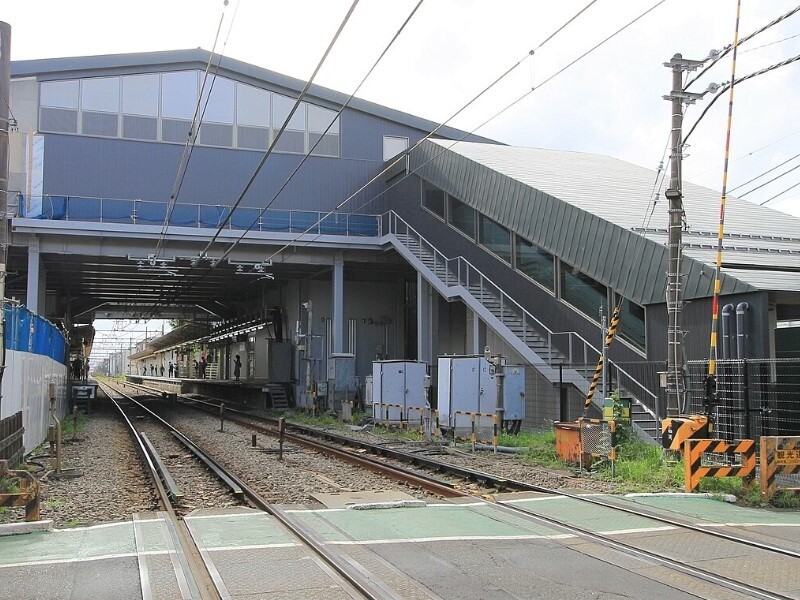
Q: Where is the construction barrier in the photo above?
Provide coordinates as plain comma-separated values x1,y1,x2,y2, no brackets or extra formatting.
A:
683,438,756,492
452,411,499,450
760,436,800,501
578,418,617,475
373,404,428,433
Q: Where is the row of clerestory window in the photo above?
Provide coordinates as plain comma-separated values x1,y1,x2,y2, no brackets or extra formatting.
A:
37,71,340,156
421,179,646,351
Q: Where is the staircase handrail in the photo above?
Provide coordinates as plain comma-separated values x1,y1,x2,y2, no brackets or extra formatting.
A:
386,211,659,421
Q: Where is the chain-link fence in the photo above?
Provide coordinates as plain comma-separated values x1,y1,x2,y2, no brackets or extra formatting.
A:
687,359,800,444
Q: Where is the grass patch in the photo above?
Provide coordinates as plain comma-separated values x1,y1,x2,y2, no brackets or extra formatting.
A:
771,491,800,509
61,411,89,437
0,476,20,494
64,519,84,528
499,430,571,469
46,496,69,509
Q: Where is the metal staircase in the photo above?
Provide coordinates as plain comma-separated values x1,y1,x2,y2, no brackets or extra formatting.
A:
385,211,661,442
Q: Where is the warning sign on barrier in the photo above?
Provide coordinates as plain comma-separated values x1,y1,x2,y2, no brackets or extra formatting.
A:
761,436,800,501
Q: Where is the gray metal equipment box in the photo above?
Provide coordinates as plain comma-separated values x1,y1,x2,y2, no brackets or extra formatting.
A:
327,353,356,410
371,360,428,421
266,341,293,382
437,356,525,428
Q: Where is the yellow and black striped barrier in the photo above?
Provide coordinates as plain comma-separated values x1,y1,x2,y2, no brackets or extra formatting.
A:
583,307,620,415
453,410,499,449
661,415,709,451
684,438,756,492
760,436,800,501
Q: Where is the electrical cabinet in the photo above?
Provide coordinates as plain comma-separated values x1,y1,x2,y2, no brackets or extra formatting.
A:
371,360,428,421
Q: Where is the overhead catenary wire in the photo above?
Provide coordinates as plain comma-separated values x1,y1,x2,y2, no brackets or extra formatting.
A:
759,180,800,206
152,0,611,309
256,0,668,272
142,0,362,315
193,0,361,262
728,151,800,193
740,31,800,54
147,0,666,316
684,4,800,89
737,161,800,198
684,52,800,144
200,0,428,269
154,0,238,259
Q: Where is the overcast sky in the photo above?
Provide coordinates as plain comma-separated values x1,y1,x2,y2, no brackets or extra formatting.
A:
5,1,799,358
6,0,799,218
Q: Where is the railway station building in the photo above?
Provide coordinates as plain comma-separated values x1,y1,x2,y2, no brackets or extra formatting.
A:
6,49,800,443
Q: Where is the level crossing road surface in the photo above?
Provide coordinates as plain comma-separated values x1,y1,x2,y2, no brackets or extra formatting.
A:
1,495,798,599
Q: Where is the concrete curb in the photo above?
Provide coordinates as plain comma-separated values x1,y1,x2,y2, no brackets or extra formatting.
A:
624,492,738,503
0,519,54,536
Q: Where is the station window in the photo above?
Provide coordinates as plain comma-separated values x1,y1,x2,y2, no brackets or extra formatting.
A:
122,74,159,116
161,71,199,119
37,71,341,157
81,77,120,113
448,196,475,239
421,180,446,220
383,135,409,161
516,236,554,292
618,297,646,351
235,82,270,127
479,215,511,264
560,262,607,322
40,80,79,109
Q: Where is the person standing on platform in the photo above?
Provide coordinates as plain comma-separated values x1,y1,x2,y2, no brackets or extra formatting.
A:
200,357,207,379
160,364,165,377
193,359,199,378
168,361,174,378
150,363,155,376
233,355,241,381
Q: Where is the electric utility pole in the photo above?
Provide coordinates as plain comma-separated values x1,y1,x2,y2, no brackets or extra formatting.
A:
663,54,706,417
0,22,11,410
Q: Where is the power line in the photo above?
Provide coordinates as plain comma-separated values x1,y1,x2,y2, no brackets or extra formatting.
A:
736,160,800,198
685,4,800,89
154,0,237,259
683,52,800,144
741,31,800,54
195,0,360,258
728,151,800,193
142,0,362,315
759,179,800,205
204,0,428,269
257,0,668,267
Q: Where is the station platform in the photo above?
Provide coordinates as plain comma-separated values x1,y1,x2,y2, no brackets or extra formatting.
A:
126,375,282,408
3,496,799,599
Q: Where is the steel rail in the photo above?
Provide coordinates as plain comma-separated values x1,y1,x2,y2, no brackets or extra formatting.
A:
169,391,800,561
119,380,796,598
140,431,185,501
99,381,219,600
485,496,793,600
102,379,393,599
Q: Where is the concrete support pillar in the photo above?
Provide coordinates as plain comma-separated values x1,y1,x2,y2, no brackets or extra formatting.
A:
417,273,434,364
26,243,45,315
467,308,485,355
332,253,344,354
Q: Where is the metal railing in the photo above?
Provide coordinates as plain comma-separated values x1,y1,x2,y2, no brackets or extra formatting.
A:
16,194,381,237
386,211,660,427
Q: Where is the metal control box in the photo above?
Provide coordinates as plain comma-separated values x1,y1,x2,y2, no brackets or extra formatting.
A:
327,353,355,410
370,360,428,421
437,356,525,427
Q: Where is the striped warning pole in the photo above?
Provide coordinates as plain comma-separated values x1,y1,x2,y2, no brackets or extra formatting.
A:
583,307,621,416
708,0,742,381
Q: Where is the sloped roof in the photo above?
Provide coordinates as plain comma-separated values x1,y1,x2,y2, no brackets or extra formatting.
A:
11,48,496,145
413,140,800,305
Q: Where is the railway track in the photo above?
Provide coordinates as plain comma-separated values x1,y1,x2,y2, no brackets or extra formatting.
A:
116,380,800,600
99,379,398,599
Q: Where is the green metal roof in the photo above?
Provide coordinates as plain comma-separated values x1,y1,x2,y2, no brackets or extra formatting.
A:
412,140,800,305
